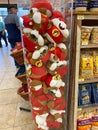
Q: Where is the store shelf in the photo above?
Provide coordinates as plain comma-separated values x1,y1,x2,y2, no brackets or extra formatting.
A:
79,77,98,84
80,43,98,49
74,11,98,15
78,103,98,109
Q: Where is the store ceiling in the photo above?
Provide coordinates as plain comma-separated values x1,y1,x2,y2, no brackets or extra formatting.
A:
0,0,17,4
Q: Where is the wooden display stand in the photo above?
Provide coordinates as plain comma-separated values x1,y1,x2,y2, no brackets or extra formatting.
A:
67,12,98,130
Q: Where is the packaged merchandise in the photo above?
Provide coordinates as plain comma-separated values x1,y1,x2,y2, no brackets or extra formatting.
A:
81,26,92,45
91,83,98,104
92,109,98,130
19,0,70,129
79,53,94,79
89,0,98,11
93,51,98,77
77,111,92,130
78,84,91,106
91,27,98,44
75,0,88,11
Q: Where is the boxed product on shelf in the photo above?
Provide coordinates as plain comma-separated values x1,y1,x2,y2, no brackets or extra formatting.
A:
91,27,98,44
79,53,94,79
92,108,98,130
89,0,98,11
93,51,98,77
77,111,92,130
81,26,92,45
91,83,98,104
75,0,88,11
78,84,91,106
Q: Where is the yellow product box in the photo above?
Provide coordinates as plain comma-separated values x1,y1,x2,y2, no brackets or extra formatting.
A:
94,55,98,77
79,55,94,79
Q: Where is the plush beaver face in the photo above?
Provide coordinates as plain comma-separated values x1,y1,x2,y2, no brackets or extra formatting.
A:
29,34,38,43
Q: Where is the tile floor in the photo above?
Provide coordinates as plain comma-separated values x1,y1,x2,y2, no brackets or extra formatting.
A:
0,42,33,130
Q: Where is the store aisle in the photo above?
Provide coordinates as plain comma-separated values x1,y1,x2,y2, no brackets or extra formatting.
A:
0,43,32,130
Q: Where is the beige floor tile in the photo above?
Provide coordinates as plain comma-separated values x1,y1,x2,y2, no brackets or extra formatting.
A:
14,102,32,127
0,71,5,80
0,128,13,130
4,71,18,80
0,104,17,129
0,78,21,90
13,124,32,130
0,88,23,105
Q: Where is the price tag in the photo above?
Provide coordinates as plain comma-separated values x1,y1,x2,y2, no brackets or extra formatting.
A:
81,40,88,45
78,78,84,82
77,15,84,20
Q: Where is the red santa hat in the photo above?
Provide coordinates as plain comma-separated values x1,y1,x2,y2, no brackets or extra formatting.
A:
52,18,69,39
46,25,64,45
21,15,34,29
31,1,52,17
51,10,65,22
30,63,47,80
23,34,37,52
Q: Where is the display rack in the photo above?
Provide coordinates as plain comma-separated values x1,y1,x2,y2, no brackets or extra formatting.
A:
69,11,98,130
17,0,73,130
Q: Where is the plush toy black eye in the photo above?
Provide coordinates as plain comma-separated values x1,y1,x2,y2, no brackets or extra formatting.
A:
30,9,33,14
31,34,36,39
59,23,65,30
31,34,37,42
43,49,47,53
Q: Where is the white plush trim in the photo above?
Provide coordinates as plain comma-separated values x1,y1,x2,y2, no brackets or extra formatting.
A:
50,89,61,97
56,118,62,123
57,43,67,49
50,109,65,115
33,107,40,110
31,30,44,46
31,30,39,37
38,35,44,46
50,78,65,88
33,12,41,24
32,50,40,59
57,60,67,67
36,113,49,130
39,46,48,53
45,33,56,46
50,63,57,71
23,28,32,34
52,18,59,27
34,84,42,91
61,29,69,38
